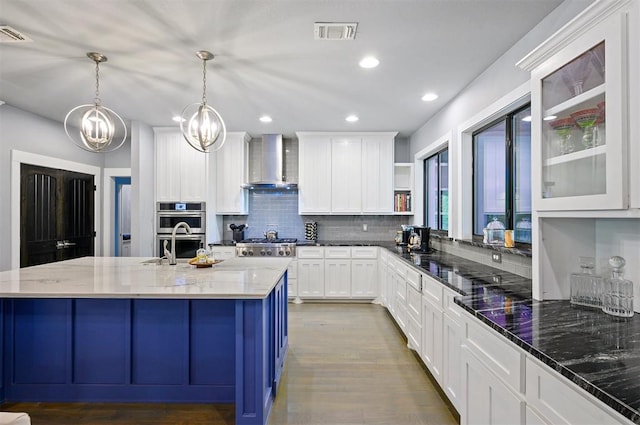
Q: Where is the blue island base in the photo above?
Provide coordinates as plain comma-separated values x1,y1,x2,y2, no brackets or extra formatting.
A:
1,275,288,425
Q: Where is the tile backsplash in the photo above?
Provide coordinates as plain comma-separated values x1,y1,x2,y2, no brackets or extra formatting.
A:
222,190,409,241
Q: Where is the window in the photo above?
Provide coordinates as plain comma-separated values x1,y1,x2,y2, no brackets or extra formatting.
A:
473,105,531,244
424,148,448,231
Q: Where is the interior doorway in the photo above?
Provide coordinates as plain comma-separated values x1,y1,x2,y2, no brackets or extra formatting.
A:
20,164,95,267
115,177,131,256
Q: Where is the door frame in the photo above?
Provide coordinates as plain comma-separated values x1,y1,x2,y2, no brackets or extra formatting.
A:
11,150,102,269
103,168,131,256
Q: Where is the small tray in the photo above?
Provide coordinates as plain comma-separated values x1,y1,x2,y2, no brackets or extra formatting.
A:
188,259,223,268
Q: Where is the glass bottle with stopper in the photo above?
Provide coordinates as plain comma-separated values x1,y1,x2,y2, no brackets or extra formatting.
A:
602,256,634,319
569,256,602,309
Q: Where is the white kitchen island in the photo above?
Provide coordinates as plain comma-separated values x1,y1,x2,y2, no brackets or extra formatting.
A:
0,257,291,425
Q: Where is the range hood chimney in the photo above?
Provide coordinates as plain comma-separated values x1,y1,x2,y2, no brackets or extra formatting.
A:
241,134,298,190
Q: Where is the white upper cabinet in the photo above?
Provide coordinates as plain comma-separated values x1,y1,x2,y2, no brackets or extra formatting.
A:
155,128,207,202
297,132,396,215
298,134,332,214
214,132,250,214
331,136,362,213
518,1,634,211
362,135,395,214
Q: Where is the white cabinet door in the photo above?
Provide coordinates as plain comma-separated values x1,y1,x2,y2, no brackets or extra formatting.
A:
180,140,207,202
351,259,378,298
155,129,192,201
462,346,525,425
324,259,351,298
361,134,394,214
215,132,249,214
287,259,298,298
298,135,332,214
406,284,422,352
298,260,325,298
525,356,627,425
421,294,444,386
331,136,362,213
443,294,464,411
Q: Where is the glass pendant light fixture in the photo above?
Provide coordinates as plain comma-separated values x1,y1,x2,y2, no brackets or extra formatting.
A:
64,52,127,153
179,50,226,153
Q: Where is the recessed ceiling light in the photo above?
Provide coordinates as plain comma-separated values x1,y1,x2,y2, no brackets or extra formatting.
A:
522,115,532,122
172,116,185,123
259,115,273,123
345,115,359,122
543,115,557,121
359,56,379,69
421,92,438,102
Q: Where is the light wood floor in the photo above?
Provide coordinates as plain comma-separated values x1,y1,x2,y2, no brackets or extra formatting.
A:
1,303,458,425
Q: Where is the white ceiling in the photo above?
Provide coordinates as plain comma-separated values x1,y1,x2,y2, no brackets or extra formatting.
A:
0,0,565,139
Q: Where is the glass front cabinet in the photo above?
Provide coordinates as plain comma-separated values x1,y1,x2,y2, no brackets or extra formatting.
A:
520,1,630,211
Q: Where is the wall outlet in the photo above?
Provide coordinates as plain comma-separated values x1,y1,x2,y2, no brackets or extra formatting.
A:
492,274,502,284
491,252,502,263
362,223,368,231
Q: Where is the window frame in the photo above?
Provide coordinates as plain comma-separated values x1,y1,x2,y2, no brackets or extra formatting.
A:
423,147,449,232
472,103,531,245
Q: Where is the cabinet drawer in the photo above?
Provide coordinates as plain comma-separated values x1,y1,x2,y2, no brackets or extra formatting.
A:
394,260,408,279
395,278,407,303
422,274,443,306
465,315,524,392
351,246,377,259
324,247,351,259
444,288,463,319
211,247,236,259
297,246,324,259
406,284,422,322
525,357,625,424
406,267,421,291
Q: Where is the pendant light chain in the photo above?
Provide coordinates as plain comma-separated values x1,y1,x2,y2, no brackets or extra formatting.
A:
201,58,208,106
94,60,102,106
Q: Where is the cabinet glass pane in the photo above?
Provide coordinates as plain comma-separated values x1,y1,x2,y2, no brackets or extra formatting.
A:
541,42,606,200
514,107,532,243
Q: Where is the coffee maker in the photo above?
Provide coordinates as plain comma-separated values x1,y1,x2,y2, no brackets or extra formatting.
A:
412,226,431,252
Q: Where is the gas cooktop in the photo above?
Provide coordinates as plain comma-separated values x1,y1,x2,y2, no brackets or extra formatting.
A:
239,238,297,244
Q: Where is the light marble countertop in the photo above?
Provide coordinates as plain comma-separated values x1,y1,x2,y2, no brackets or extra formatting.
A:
0,257,291,299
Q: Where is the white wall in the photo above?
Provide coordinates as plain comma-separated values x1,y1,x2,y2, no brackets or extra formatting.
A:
409,0,594,236
130,120,155,257
0,104,108,271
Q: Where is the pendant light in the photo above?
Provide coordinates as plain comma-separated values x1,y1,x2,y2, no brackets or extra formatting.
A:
64,52,127,153
179,50,226,153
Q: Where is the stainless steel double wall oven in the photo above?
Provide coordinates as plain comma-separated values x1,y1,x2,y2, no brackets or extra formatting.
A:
156,202,206,259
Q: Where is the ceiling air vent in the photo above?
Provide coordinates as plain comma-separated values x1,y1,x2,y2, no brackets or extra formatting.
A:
0,25,32,43
314,22,358,40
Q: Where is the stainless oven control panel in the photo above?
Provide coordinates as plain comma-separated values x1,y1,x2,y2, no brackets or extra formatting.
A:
236,243,296,257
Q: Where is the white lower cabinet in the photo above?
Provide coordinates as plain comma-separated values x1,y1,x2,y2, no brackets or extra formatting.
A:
297,246,379,300
298,260,324,297
351,260,378,298
287,259,298,299
525,356,630,425
443,298,464,411
462,345,525,425
421,291,444,385
325,259,351,298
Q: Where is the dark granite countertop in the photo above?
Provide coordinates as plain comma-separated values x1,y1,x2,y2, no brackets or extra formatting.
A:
296,240,389,247
382,245,639,424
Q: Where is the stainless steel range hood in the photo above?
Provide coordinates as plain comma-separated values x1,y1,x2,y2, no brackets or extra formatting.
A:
241,134,298,190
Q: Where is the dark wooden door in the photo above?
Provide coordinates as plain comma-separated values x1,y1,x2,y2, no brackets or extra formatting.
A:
20,164,95,267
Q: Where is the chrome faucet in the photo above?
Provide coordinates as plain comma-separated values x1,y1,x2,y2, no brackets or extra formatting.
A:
168,221,192,265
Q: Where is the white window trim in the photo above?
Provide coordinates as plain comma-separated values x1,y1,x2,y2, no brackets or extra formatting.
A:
11,150,102,269
414,131,451,233
456,82,531,240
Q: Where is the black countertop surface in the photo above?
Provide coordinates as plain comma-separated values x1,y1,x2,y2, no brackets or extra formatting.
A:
381,243,640,424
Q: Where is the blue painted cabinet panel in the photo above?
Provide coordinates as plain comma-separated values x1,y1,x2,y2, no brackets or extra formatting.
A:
132,299,188,385
11,299,70,384
73,299,129,384
190,299,235,386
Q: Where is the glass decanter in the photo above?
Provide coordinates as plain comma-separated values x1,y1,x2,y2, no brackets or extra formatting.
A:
569,256,602,309
602,256,634,319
